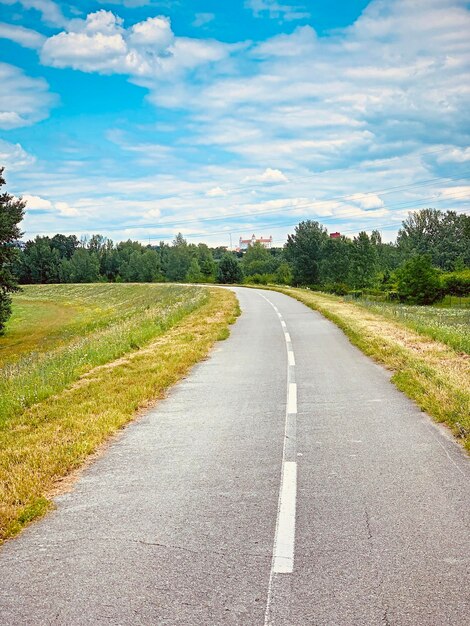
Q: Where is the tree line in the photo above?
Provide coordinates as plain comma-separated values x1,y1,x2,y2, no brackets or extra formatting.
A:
12,208,470,303
1,164,469,333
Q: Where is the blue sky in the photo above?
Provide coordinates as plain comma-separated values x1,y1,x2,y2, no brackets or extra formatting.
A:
0,0,469,247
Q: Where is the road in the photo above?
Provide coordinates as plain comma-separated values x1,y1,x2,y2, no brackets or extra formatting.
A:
0,287,469,625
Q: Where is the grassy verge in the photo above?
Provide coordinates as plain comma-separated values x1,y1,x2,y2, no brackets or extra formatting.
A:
0,285,239,542
353,299,470,355
266,286,470,452
1,284,208,424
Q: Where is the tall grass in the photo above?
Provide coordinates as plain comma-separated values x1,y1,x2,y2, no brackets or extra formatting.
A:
0,284,208,425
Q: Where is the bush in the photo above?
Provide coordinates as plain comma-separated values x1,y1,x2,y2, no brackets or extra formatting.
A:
442,270,470,297
243,273,273,285
396,255,442,305
217,254,243,284
348,289,363,299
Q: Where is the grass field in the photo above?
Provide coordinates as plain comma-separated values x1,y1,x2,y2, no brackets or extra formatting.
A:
355,300,470,355
0,283,239,541
269,286,470,453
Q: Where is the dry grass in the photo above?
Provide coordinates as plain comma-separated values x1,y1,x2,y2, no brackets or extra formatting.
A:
0,286,239,542
271,287,470,452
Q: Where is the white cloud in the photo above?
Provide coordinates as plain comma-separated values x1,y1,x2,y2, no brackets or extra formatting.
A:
0,21,46,48
245,0,309,21
23,194,80,216
242,168,289,183
437,186,470,201
23,194,52,210
40,10,230,78
435,147,470,163
206,186,227,197
348,193,385,210
0,63,56,129
0,0,67,27
193,13,215,28
0,139,35,170
55,201,80,216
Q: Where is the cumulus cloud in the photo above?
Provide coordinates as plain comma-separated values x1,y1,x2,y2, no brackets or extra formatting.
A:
40,10,229,78
0,63,56,129
242,168,289,184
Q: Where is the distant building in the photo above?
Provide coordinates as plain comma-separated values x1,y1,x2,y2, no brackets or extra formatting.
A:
238,234,273,250
329,232,341,239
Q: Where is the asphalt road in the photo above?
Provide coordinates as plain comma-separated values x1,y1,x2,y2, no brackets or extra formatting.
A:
0,287,469,625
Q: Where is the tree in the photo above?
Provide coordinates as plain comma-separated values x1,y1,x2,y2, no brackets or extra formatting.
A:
395,255,442,305
69,248,100,282
321,236,351,285
217,253,243,284
397,209,470,270
186,258,203,283
274,262,293,285
0,168,25,333
349,231,378,288
50,234,79,259
197,243,216,281
285,220,328,285
20,237,61,284
242,242,277,276
166,234,192,282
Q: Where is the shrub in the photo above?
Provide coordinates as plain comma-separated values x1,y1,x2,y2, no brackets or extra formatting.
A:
396,255,442,305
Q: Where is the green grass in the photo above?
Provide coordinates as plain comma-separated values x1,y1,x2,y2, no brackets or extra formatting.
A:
0,284,239,541
355,301,470,355
0,284,209,425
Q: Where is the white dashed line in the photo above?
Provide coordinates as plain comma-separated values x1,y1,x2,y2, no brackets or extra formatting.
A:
259,293,298,625
287,383,297,415
272,461,297,573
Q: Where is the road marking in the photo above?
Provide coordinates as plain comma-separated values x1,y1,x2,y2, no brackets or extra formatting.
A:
287,383,297,415
259,292,298,626
272,461,297,573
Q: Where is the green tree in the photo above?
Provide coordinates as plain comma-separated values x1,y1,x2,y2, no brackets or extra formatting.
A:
217,253,243,284
285,220,328,285
21,237,61,284
69,248,100,283
395,255,442,305
349,231,378,288
186,258,203,283
242,242,277,276
274,262,293,285
166,233,192,282
197,243,216,281
0,168,25,333
50,234,79,259
397,209,470,270
321,236,351,286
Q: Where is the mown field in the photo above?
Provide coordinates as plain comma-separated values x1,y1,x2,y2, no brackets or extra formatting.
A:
268,286,470,453
0,283,239,541
355,300,470,355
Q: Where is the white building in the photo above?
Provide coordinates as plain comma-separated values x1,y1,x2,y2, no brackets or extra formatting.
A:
238,234,273,250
